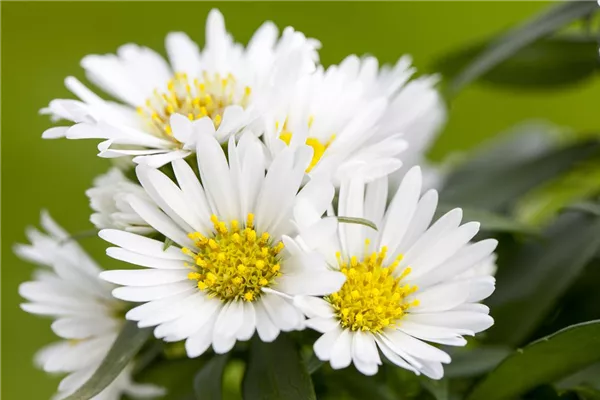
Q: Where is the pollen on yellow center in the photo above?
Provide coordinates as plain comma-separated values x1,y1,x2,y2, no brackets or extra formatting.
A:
326,243,419,333
137,72,252,142
182,213,283,302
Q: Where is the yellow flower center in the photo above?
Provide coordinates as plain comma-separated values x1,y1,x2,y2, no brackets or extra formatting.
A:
182,213,283,302
138,72,251,141
326,243,419,333
279,131,335,173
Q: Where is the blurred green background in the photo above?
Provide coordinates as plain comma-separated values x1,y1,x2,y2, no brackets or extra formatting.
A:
2,2,600,398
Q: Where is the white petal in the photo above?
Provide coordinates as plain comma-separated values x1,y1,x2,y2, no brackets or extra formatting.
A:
106,247,187,269
100,269,189,286
314,325,342,361
99,229,188,260
379,166,422,256
261,294,303,332
254,301,279,342
305,317,338,333
330,329,353,369
112,281,194,302
236,301,257,341
385,329,451,363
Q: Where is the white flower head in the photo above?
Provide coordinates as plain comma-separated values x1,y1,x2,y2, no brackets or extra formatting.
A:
15,211,163,400
263,54,445,185
87,168,154,235
294,166,497,378
41,9,320,168
99,129,345,358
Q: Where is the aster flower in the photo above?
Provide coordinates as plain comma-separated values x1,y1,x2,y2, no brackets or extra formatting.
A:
294,166,497,377
87,168,154,235
15,211,163,400
263,55,444,184
99,128,345,357
41,9,319,167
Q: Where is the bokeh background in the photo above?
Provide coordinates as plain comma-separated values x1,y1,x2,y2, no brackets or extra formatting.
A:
2,2,600,398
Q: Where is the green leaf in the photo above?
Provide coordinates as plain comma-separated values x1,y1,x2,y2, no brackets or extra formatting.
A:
441,140,600,212
444,346,512,378
568,201,600,217
419,378,449,400
487,211,600,346
243,334,316,400
64,321,152,400
437,36,599,90
514,159,600,226
467,321,600,400
333,216,378,231
134,358,201,400
446,1,598,95
163,237,175,251
194,354,229,400
566,386,600,400
436,205,538,235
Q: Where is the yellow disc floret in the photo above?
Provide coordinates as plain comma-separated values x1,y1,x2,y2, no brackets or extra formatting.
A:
138,72,252,141
182,213,283,302
278,118,335,173
326,243,419,333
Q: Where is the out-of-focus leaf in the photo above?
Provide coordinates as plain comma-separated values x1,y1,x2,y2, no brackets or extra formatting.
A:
325,366,396,400
386,367,422,400
515,160,600,226
487,212,600,346
567,386,600,400
64,321,151,400
194,354,229,400
467,321,600,400
441,140,600,212
567,201,600,217
437,36,599,89
437,205,538,235
444,346,512,378
420,378,448,400
559,363,600,391
222,360,244,400
134,358,201,400
243,335,316,400
446,1,598,95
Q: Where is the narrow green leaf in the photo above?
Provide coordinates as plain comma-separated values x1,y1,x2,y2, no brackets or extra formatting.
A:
514,159,600,226
333,216,378,231
194,354,229,400
243,335,316,400
441,140,600,212
487,212,600,346
467,321,600,400
133,358,201,400
444,346,512,378
64,321,152,400
436,205,538,235
436,36,599,89
566,201,600,217
306,353,324,375
420,378,449,400
447,1,598,95
163,237,175,251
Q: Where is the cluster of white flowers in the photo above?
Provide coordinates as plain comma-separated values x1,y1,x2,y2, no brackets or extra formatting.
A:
17,9,497,399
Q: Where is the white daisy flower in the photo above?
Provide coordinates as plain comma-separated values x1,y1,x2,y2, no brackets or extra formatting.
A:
99,128,345,358
87,168,154,235
294,166,497,378
41,9,320,168
15,211,163,400
263,54,444,184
